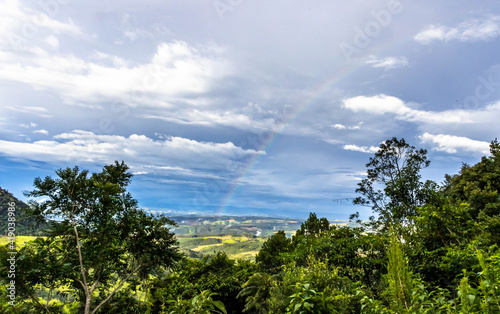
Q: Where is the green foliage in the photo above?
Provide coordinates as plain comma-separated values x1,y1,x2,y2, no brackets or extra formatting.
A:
454,246,500,314
269,257,362,313
294,213,330,238
285,282,317,314
0,186,47,236
442,138,500,245
237,272,277,313
256,230,293,273
290,217,387,292
386,230,412,312
15,161,182,314
150,251,256,314
353,137,436,229
4,137,500,313
166,290,227,314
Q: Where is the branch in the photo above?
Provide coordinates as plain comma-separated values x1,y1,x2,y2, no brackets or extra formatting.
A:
91,262,143,314
89,266,103,295
71,216,90,299
26,288,51,314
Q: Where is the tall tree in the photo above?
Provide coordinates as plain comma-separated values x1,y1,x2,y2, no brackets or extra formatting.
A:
256,230,293,273
353,137,436,229
442,139,500,245
23,161,182,314
294,212,330,238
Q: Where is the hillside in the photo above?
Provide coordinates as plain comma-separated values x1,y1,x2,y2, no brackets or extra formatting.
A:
0,186,45,236
169,215,305,237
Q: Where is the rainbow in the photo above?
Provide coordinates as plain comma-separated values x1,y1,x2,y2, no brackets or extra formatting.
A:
217,59,367,215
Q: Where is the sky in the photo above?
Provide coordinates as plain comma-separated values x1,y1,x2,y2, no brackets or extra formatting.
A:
1,0,500,220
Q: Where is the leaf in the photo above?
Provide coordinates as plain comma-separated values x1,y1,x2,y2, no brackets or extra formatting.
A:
466,294,475,304
294,303,301,312
212,300,227,314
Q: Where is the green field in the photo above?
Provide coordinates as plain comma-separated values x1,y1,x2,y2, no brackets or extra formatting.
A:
0,234,265,261
177,234,266,260
0,235,41,248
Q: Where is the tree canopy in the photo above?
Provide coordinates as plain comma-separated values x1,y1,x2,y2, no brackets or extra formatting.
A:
16,161,182,313
2,139,500,313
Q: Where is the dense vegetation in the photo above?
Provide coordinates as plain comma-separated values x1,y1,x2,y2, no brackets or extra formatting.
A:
0,186,46,236
1,137,500,313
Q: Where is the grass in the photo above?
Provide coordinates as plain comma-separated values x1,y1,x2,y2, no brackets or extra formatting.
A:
177,234,265,261
0,235,41,248
1,234,265,261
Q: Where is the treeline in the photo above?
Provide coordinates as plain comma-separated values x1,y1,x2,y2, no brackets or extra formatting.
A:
1,138,500,313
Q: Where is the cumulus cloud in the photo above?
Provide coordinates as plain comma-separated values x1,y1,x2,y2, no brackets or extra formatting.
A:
0,41,231,105
366,56,408,69
331,122,363,130
415,16,500,44
0,0,81,50
419,133,490,154
342,94,470,124
33,129,48,135
343,144,379,154
0,130,265,175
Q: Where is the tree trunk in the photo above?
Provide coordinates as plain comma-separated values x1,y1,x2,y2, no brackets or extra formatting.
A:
84,295,91,314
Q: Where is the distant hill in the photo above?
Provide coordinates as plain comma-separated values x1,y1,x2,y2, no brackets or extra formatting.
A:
0,186,46,236
169,215,305,237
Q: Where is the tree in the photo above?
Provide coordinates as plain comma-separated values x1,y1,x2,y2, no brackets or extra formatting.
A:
442,139,500,245
237,272,276,313
294,213,330,238
22,161,182,314
353,137,436,229
256,230,293,273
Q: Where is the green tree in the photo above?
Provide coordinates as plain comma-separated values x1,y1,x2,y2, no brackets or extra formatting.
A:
353,137,436,229
150,251,255,314
22,161,182,314
442,139,500,245
294,212,330,238
237,272,276,313
167,290,227,314
256,230,293,273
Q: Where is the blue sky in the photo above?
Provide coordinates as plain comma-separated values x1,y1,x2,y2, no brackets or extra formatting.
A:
1,0,500,220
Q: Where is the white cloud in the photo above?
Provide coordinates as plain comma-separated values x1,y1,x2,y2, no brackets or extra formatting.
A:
343,144,379,154
343,94,470,124
33,129,48,135
143,102,283,132
6,106,52,118
45,35,59,49
331,122,363,131
419,133,490,154
0,41,231,106
0,0,81,50
0,130,265,174
366,56,409,69
415,16,500,44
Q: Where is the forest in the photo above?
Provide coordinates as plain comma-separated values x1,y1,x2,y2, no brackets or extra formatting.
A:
1,137,500,313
